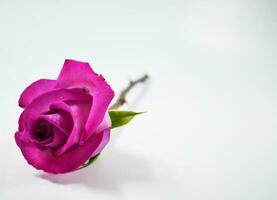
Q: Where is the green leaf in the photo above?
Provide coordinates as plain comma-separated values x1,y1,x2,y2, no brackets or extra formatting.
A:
109,110,144,129
80,153,101,169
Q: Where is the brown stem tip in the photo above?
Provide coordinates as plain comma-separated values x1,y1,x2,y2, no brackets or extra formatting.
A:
110,74,149,110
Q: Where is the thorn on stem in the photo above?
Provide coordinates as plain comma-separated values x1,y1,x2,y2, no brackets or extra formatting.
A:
109,74,149,110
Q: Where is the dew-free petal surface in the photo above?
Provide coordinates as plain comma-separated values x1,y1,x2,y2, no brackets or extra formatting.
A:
19,79,56,108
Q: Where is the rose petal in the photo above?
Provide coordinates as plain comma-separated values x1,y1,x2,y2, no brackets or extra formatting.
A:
55,59,114,140
44,127,67,149
84,79,114,140
15,129,110,173
42,109,73,135
55,100,92,156
56,59,98,86
18,111,25,132
94,112,111,136
89,128,111,157
19,79,56,108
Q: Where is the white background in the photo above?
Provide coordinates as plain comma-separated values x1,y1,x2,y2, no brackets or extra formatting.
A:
0,0,276,199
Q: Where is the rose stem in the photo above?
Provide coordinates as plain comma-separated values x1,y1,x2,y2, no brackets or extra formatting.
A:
109,74,149,110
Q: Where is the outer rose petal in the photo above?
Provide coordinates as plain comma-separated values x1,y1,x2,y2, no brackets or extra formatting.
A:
18,111,24,132
56,59,114,140
84,80,114,140
94,112,111,136
19,79,56,108
56,59,97,85
15,129,110,173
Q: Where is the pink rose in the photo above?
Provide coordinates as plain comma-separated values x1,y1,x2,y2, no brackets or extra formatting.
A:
15,59,114,173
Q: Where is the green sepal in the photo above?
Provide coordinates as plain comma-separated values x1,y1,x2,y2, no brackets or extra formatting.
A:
80,153,101,169
109,110,144,129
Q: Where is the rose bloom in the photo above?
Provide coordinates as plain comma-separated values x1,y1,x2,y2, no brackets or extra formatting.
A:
15,59,114,173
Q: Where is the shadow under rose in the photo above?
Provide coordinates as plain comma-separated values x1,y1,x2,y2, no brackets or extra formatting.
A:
36,148,152,191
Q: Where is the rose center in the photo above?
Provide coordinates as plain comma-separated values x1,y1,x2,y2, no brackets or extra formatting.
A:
32,119,53,141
